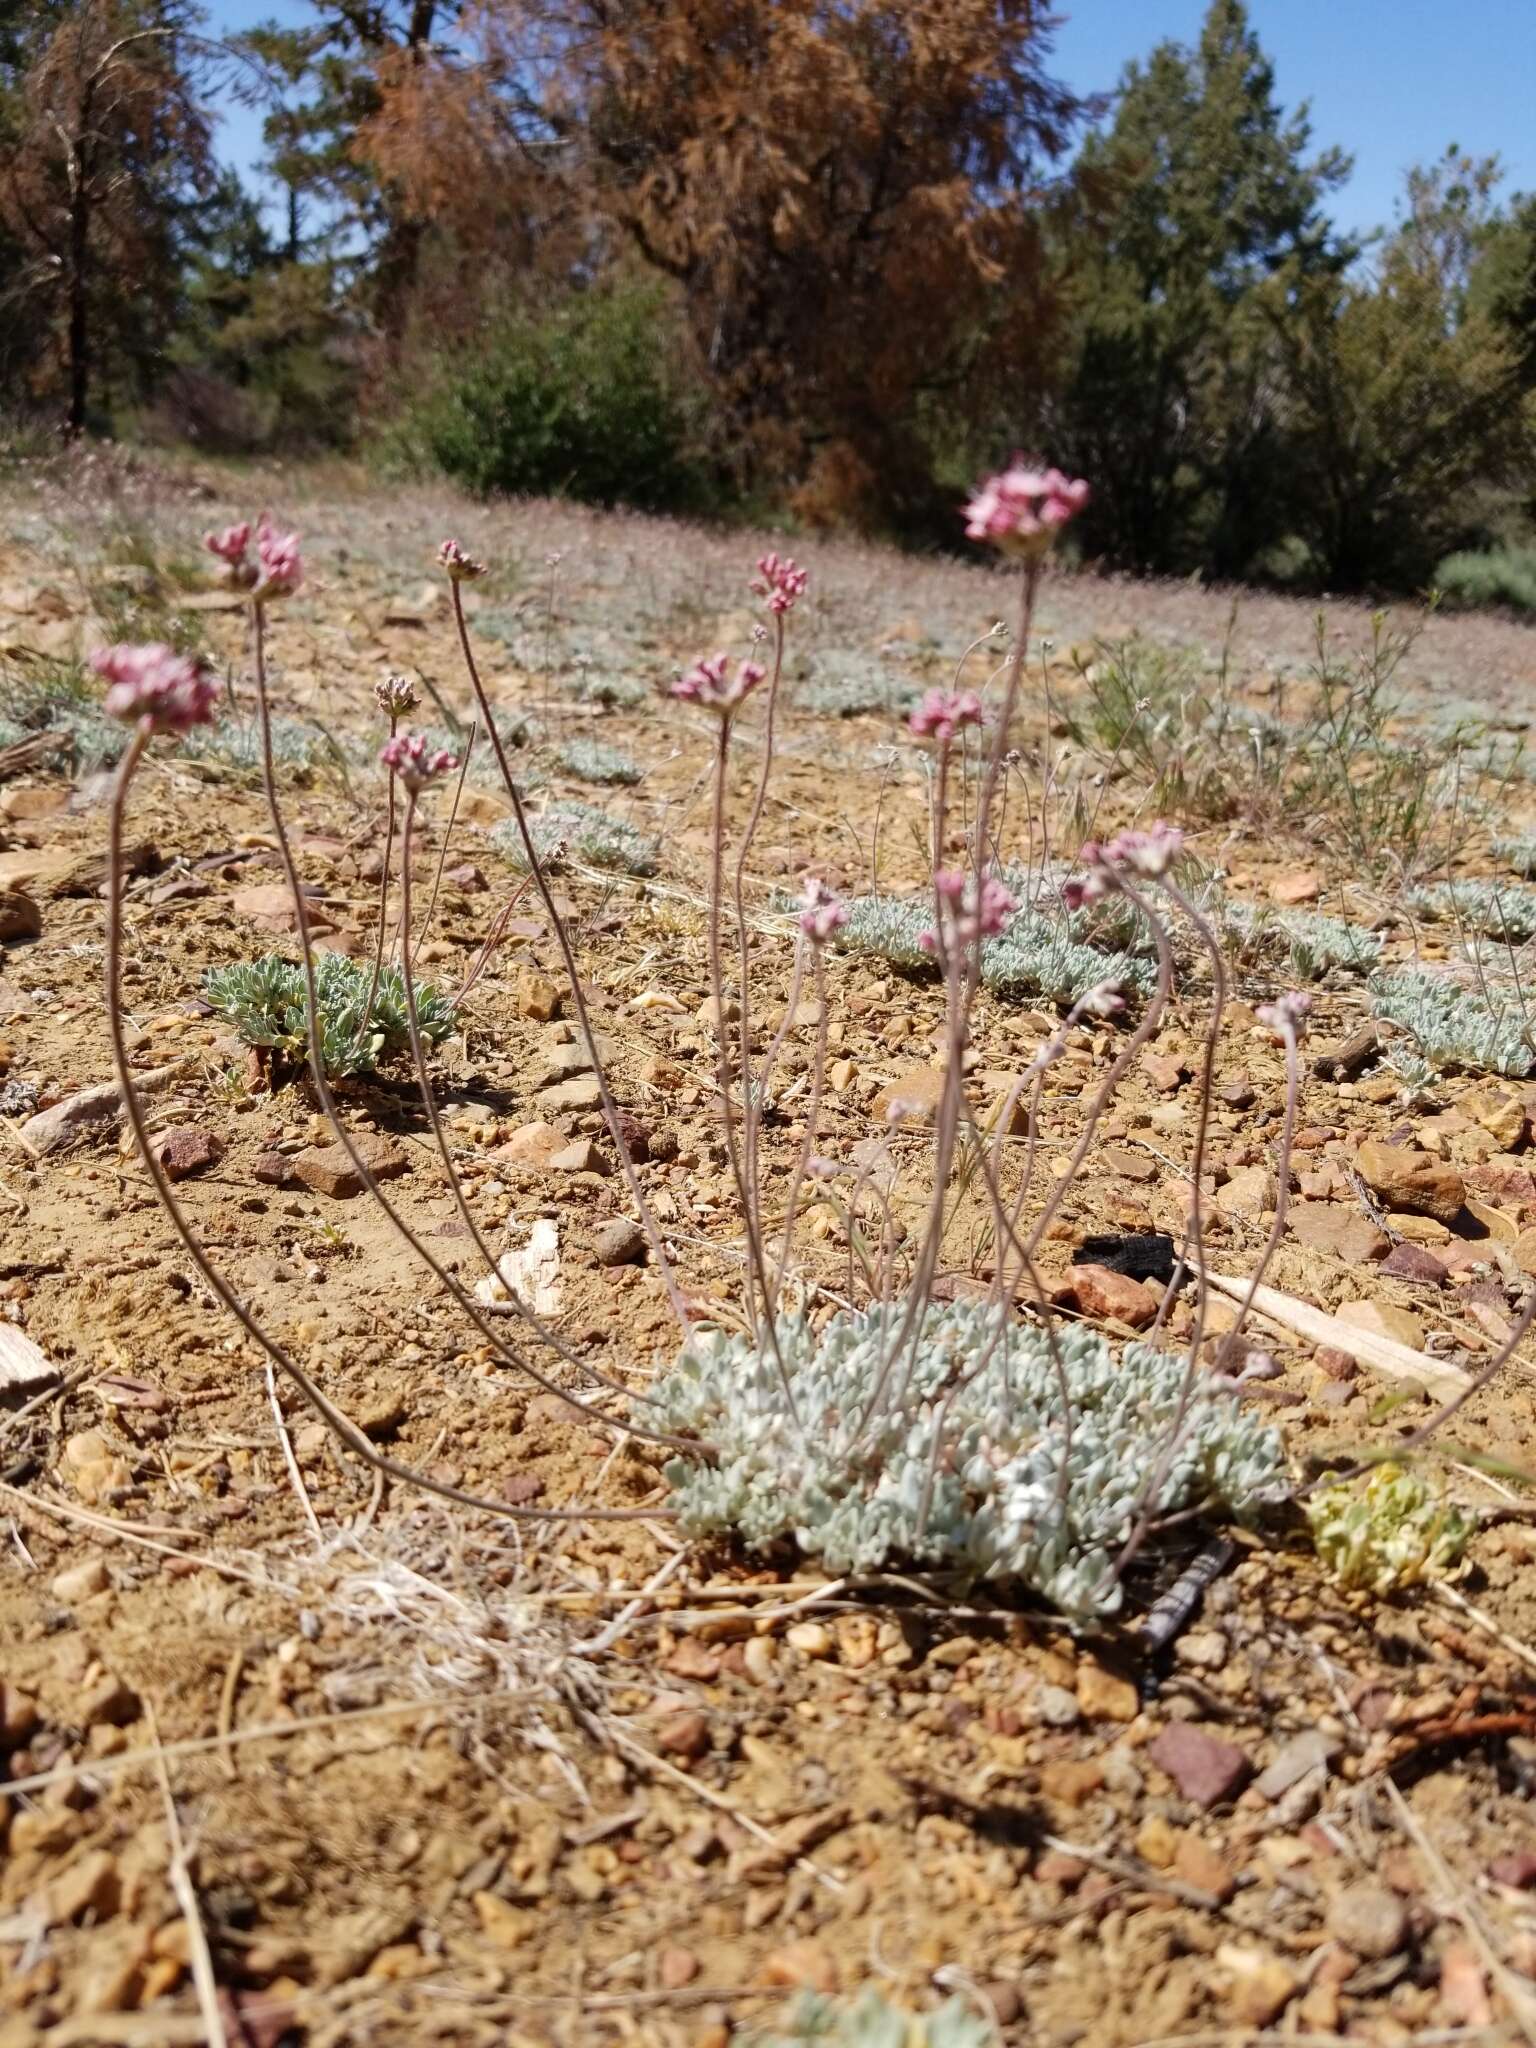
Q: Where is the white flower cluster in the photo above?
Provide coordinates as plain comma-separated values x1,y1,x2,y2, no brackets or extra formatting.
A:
651,1297,1286,1621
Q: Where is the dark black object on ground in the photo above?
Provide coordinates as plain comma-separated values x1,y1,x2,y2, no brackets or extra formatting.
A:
1071,1231,1176,1284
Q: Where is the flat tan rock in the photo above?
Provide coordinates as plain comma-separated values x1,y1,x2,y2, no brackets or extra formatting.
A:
1355,1139,1465,1224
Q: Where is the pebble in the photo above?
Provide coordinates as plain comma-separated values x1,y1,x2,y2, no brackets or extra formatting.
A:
759,1941,838,1994
1217,1943,1296,2026
292,1132,407,1198
51,1557,110,1603
786,1621,833,1660
1148,1722,1253,1807
1254,1729,1341,1801
1076,1661,1139,1723
654,1710,711,1760
150,1126,224,1181
1035,1683,1081,1729
516,967,562,1021
1489,1851,1536,1889
1173,1630,1227,1672
658,1947,700,1989
1050,1262,1159,1330
1355,1139,1466,1225
1326,1881,1410,1959
593,1218,647,1267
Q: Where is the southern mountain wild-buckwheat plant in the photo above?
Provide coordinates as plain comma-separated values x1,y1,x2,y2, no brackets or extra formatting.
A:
1368,968,1535,1077
1305,1463,1473,1594
752,1990,993,2048
204,951,458,1080
649,1298,1287,1619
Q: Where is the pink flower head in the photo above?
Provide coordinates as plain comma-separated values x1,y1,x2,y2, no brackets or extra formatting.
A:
919,871,1017,954
752,551,809,616
672,652,766,716
253,515,303,600
1076,981,1127,1021
1060,866,1108,912
963,459,1090,557
798,876,847,946
203,522,251,571
438,538,487,583
908,688,985,742
374,673,418,720
91,642,219,735
1257,991,1313,1036
380,730,459,791
1101,821,1184,879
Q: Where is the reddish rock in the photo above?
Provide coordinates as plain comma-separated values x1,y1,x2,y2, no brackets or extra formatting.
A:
1270,869,1323,906
664,1638,722,1683
1286,1202,1388,1265
1313,1344,1358,1382
252,1150,292,1186
0,890,42,943
1489,1851,1536,1889
150,1126,224,1182
446,863,488,892
1355,1139,1466,1225
1051,1263,1159,1330
292,1131,408,1198
654,1710,710,1761
759,1942,839,1994
1143,1052,1185,1093
1148,1723,1253,1808
231,881,336,934
1379,1241,1448,1286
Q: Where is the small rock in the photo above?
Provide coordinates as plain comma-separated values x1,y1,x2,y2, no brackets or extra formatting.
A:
1270,869,1322,906
1217,1944,1296,2027
1440,1938,1493,2028
1313,1344,1358,1381
50,1849,121,1924
252,1150,292,1186
0,890,42,942
1379,1240,1448,1285
1035,1683,1081,1729
1143,1051,1185,1092
472,1892,535,1948
539,1075,603,1114
1462,1089,1527,1149
1036,1849,1087,1888
51,1558,110,1603
1355,1139,1465,1225
1335,1299,1426,1349
1217,1076,1257,1110
78,1672,140,1728
1286,1202,1389,1265
516,967,562,1022
1174,1630,1227,1672
658,1948,700,1990
655,1710,710,1760
501,1473,545,1506
549,1138,606,1172
1051,1262,1158,1329
1038,1757,1103,1807
446,862,487,892
1076,1661,1139,1723
0,1682,39,1747
501,1120,566,1167
1135,1813,1177,1867
870,1066,948,1126
151,1126,224,1182
356,1388,408,1440
1148,1723,1252,1808
1216,1165,1273,1219
760,1942,839,1994
1174,1832,1235,1901
593,1218,646,1268
1255,1729,1341,1801
292,1132,408,1199
1327,1882,1410,1959
59,1429,131,1505
786,1622,834,1661
1489,1851,1536,1889
664,1639,721,1683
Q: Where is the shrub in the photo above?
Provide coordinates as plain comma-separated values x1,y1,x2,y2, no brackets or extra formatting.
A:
1435,545,1536,614
556,738,641,786
1405,879,1536,943
204,952,457,1079
1220,901,1382,979
402,283,711,514
1368,968,1534,1077
651,1297,1286,1621
836,890,1156,1008
493,801,659,877
752,1991,992,2048
1306,1464,1473,1593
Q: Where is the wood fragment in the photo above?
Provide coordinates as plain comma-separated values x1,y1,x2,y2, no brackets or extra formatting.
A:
1201,1268,1471,1401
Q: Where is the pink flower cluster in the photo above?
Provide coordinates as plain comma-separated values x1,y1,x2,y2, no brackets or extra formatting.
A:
752,551,808,616
91,643,219,735
1063,822,1185,907
438,538,487,583
919,871,1017,954
255,517,303,599
204,522,250,568
1258,991,1313,1035
798,876,847,946
963,460,1089,556
380,731,459,790
202,514,303,599
672,652,766,716
908,688,985,741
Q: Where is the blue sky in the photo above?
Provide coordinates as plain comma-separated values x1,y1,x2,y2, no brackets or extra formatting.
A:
207,0,1535,239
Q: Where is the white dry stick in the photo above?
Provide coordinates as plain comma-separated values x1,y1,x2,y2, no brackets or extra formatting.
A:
146,1702,229,2048
266,1357,323,1545
1200,1268,1471,1402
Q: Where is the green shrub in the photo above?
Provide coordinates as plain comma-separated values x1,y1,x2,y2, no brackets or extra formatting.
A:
205,952,457,1079
403,284,711,514
1435,545,1536,614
